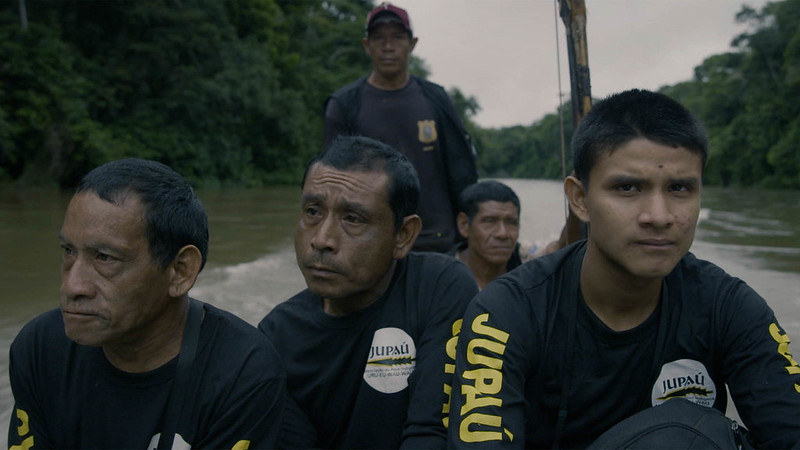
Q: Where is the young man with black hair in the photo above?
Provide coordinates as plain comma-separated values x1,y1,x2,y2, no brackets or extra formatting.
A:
324,2,478,253
447,89,800,448
260,136,478,448
8,158,286,449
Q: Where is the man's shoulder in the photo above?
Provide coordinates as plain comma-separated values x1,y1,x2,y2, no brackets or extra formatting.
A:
200,302,283,371
12,308,68,349
330,75,370,99
396,252,478,305
671,252,752,294
504,241,580,288
263,289,317,318
410,76,451,105
668,252,764,310
203,302,264,338
411,75,445,92
258,289,319,333
403,251,465,275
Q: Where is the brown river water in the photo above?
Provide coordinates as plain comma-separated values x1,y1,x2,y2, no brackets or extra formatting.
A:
1,179,798,442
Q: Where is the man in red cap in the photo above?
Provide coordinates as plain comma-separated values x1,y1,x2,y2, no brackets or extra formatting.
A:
324,2,478,254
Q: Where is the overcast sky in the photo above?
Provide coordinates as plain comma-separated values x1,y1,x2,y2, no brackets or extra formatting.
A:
397,0,770,128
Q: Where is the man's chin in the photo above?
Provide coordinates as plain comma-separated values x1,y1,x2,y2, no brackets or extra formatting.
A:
485,251,514,266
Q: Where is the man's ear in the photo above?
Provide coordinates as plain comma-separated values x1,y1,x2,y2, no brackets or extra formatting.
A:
564,175,591,224
361,37,369,55
409,36,418,52
456,212,470,239
393,214,422,260
168,245,203,298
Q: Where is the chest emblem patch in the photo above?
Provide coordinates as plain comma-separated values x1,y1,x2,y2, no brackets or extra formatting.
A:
418,120,438,144
363,327,417,394
651,359,716,407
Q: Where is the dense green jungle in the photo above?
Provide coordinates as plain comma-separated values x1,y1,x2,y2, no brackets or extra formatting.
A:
1,0,799,189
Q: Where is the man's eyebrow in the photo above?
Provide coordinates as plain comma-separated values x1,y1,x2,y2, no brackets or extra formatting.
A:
606,174,644,185
340,200,371,217
669,176,701,186
300,193,325,204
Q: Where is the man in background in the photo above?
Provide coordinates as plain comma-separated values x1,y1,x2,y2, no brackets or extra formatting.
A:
8,158,286,449
450,180,557,289
260,136,478,448
324,2,478,253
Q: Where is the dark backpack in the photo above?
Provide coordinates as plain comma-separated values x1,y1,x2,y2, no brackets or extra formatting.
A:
587,398,754,449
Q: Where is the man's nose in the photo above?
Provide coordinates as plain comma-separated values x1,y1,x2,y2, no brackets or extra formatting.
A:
310,215,339,252
639,193,675,228
61,256,96,301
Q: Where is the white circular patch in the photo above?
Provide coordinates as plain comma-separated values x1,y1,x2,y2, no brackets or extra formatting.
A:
363,327,417,394
651,359,716,407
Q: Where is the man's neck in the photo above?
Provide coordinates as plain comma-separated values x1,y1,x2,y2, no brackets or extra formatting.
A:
367,70,411,91
323,261,397,316
102,299,189,373
579,248,662,332
459,249,506,290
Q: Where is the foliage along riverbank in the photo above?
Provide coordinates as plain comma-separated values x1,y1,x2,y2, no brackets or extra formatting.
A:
1,0,798,189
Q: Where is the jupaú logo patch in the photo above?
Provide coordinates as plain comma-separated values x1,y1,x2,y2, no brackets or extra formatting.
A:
363,327,417,394
651,359,716,407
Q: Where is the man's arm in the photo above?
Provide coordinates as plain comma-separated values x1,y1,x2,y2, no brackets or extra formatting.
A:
194,343,288,450
323,97,349,148
418,79,478,207
8,319,57,449
720,283,800,448
447,281,534,449
400,261,478,449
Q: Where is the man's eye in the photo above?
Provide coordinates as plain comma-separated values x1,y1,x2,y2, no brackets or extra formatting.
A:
96,253,117,263
617,184,638,192
669,184,691,193
344,214,363,224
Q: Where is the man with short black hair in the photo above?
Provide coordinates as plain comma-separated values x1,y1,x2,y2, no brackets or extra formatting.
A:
447,89,800,448
324,2,478,253
8,158,286,449
449,180,554,290
260,136,478,448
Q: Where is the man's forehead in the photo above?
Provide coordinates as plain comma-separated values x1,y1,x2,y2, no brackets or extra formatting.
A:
304,164,389,198
62,190,148,246
477,200,519,216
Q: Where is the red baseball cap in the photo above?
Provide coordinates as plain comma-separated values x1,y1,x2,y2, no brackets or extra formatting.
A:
366,2,412,36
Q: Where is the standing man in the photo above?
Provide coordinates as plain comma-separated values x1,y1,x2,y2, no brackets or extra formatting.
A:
8,158,286,449
447,90,800,448
324,2,478,253
259,136,478,448
449,180,557,290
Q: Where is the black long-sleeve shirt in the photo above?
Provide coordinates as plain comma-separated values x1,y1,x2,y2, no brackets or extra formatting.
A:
449,242,800,449
261,252,479,449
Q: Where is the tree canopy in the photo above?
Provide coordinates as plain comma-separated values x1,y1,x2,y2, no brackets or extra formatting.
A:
1,0,797,189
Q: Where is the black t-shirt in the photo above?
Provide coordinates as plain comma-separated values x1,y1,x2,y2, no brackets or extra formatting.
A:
260,252,479,449
448,242,800,449
8,302,287,449
325,79,458,253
